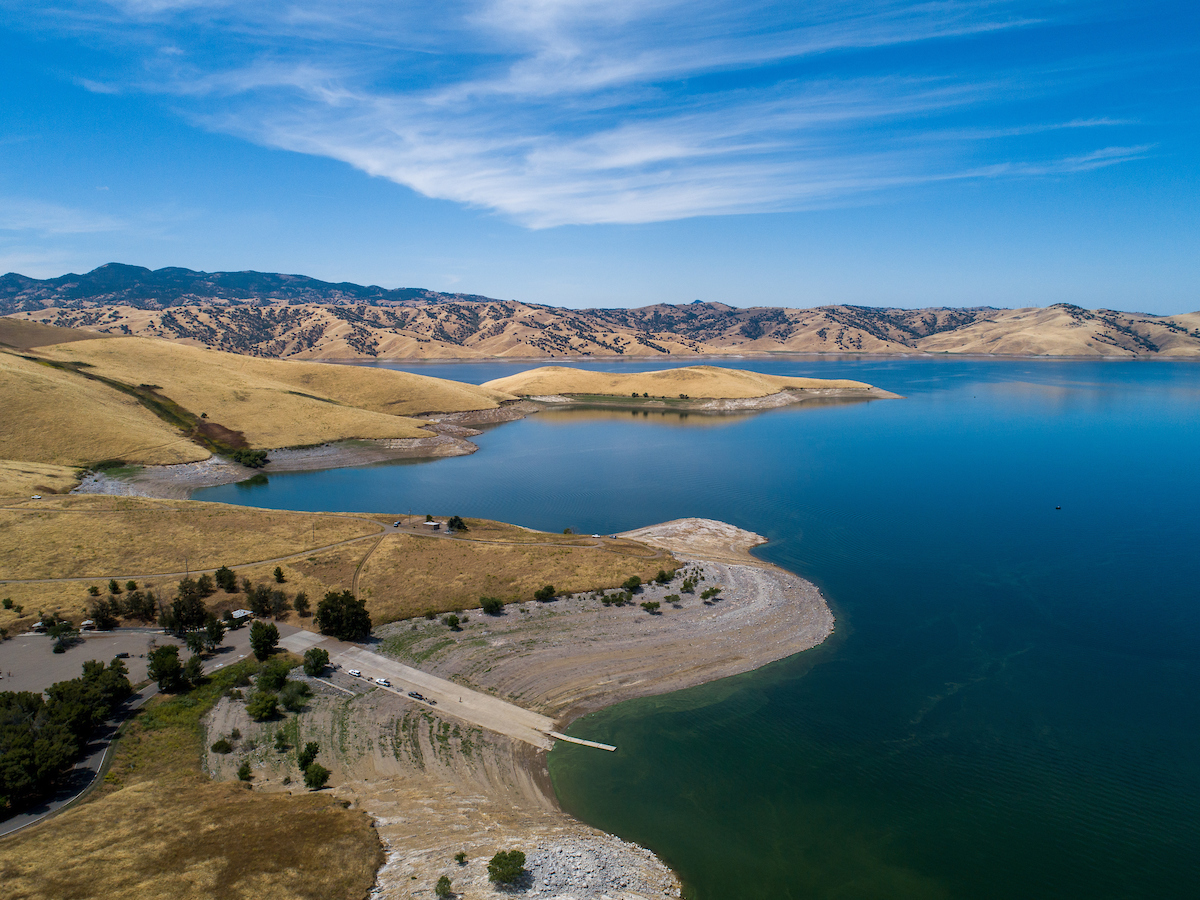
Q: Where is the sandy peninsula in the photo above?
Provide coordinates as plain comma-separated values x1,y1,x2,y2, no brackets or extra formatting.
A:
200,518,834,899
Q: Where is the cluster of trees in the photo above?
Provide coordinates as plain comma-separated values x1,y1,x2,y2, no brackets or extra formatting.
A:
314,591,372,641
244,657,311,720
599,591,635,607
296,740,329,789
446,515,468,531
229,448,269,468
533,584,557,602
0,658,132,811
480,596,504,616
148,644,205,692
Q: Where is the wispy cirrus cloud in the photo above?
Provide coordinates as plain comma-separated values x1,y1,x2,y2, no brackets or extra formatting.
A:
5,0,1156,226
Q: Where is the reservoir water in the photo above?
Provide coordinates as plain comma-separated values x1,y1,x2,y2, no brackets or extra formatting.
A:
196,358,1200,899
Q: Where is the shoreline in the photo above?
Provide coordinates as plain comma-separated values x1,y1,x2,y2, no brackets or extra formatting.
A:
201,517,833,899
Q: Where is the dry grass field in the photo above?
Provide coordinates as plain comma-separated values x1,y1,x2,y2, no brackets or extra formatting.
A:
0,496,379,580
483,364,873,398
0,460,83,496
0,499,672,635
0,317,106,350
35,336,513,448
0,659,383,900
0,351,211,467
353,528,672,621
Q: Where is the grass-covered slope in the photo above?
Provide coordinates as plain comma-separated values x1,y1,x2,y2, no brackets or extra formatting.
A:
482,364,874,399
0,334,516,469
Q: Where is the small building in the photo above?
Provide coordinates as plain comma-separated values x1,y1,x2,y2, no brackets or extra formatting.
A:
231,609,253,621
419,521,443,531
80,619,95,631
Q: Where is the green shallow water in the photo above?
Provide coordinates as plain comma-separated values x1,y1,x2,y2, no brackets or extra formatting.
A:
197,358,1200,899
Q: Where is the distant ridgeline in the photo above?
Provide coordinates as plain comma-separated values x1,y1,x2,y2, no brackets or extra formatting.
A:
3,263,1198,359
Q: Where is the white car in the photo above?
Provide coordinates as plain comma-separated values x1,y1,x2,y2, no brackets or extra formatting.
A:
348,669,362,678
375,678,391,687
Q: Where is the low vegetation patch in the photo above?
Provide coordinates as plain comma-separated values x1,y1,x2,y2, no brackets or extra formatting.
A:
0,657,382,900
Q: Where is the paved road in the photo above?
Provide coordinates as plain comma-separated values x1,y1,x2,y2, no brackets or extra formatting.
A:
279,630,557,749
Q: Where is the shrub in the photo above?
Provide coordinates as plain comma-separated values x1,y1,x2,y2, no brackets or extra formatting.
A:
230,448,269,468
210,738,233,754
665,594,681,604
480,596,504,615
303,647,329,676
701,586,721,600
231,728,241,740
435,875,453,898
108,579,122,595
488,850,527,885
125,580,138,592
245,691,278,721
622,576,642,591
293,591,310,616
273,566,286,584
237,760,252,781
87,585,100,597
304,762,330,790
533,584,556,602
443,614,461,631
640,601,661,614
280,680,312,712
655,569,673,584
275,729,290,752
454,852,467,865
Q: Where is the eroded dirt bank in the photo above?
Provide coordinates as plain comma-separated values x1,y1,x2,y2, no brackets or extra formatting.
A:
202,518,833,899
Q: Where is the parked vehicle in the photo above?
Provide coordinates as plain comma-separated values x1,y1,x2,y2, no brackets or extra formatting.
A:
375,678,391,687
348,669,361,677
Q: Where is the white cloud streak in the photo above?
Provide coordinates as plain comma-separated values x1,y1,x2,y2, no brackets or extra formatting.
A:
9,0,1146,226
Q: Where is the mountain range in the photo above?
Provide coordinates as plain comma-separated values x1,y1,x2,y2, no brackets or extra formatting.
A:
3,264,1198,359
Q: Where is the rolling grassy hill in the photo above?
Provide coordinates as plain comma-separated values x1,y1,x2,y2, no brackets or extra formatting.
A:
0,328,515,477
483,365,874,399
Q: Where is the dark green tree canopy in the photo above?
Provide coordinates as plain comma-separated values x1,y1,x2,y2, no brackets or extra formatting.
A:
314,590,372,642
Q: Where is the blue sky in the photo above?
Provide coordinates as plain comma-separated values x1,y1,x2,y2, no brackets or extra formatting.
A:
1,1,1197,311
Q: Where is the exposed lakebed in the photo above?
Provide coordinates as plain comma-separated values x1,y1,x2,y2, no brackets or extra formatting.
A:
196,357,1200,900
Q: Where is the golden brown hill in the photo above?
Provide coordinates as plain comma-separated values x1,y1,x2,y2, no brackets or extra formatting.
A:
483,365,874,398
12,301,1200,359
0,316,106,350
23,335,513,451
0,351,210,467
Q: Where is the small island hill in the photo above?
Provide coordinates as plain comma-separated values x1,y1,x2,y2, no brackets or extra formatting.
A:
482,364,902,410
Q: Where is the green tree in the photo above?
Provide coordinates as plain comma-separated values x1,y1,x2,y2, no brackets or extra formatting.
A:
480,596,504,616
273,566,286,584
90,598,119,631
454,852,467,865
314,590,372,642
655,569,673,584
640,601,661,614
183,654,205,685
442,614,461,631
108,579,122,595
195,574,215,597
303,762,330,790
274,729,290,752
293,591,311,616
87,585,100,597
249,620,280,660
125,580,138,592
237,760,252,781
245,691,278,721
302,647,330,676
214,565,237,592
298,741,320,771
148,645,185,691
205,615,226,650
185,629,207,655
258,658,292,692
533,584,556,602
488,850,527,884
623,576,642,591
211,738,233,754
447,515,467,531
435,875,453,898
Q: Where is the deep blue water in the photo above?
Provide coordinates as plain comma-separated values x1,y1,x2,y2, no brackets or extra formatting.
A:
196,358,1200,899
